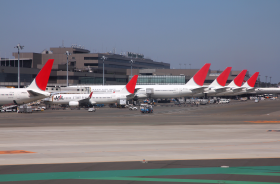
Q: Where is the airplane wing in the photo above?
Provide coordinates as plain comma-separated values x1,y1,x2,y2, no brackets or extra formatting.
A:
79,92,96,105
2,104,18,109
244,87,255,93
78,98,92,105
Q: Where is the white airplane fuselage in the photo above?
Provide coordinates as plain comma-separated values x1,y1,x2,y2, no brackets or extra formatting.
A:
45,93,131,105
46,84,202,106
0,88,49,106
81,84,202,99
252,88,280,94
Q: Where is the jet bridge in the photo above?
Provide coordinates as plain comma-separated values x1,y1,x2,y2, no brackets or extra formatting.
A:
146,88,154,99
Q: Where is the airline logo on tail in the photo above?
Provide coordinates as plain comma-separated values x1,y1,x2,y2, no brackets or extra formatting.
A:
227,69,247,88
193,63,211,86
185,63,211,88
216,67,232,86
247,72,259,88
233,70,247,87
28,59,54,91
126,75,138,94
242,72,259,89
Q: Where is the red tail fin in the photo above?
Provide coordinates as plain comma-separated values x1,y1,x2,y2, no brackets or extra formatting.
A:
247,72,259,87
193,63,211,86
126,75,138,93
216,67,232,86
234,70,247,87
35,59,54,91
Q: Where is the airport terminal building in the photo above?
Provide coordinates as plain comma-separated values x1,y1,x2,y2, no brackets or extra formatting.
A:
0,45,251,87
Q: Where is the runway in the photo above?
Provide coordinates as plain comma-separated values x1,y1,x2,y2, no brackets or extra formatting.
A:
0,100,280,183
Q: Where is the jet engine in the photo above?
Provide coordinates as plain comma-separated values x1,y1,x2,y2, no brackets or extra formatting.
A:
69,101,79,107
89,99,96,105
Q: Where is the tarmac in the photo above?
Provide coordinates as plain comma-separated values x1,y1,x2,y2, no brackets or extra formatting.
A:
0,99,280,183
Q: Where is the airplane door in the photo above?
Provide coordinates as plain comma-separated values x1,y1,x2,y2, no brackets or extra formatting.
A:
179,88,183,94
16,91,21,100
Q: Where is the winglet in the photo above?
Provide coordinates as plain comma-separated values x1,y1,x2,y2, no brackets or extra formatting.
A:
89,92,93,98
234,70,247,87
247,72,259,87
28,59,54,91
216,67,232,86
126,75,138,94
193,63,211,86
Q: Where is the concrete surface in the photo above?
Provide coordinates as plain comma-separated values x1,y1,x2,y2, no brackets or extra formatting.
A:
0,100,280,183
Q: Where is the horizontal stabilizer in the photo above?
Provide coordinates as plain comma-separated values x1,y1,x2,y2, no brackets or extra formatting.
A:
245,88,255,93
232,87,243,93
190,87,208,93
27,90,50,97
214,87,227,93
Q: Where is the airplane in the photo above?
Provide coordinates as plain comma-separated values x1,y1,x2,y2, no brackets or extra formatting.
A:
0,59,54,106
192,67,232,97
234,72,259,95
69,63,211,100
44,75,138,107
213,69,247,96
245,72,280,95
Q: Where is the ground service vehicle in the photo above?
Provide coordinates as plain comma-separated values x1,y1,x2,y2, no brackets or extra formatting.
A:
129,106,138,110
219,99,229,104
88,108,96,112
140,104,153,113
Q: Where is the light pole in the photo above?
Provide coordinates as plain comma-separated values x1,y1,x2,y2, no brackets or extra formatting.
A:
270,77,272,87
179,63,181,69
129,60,134,77
258,75,261,87
101,56,107,85
265,76,268,88
14,44,24,88
65,51,71,87
184,64,186,69
189,64,191,69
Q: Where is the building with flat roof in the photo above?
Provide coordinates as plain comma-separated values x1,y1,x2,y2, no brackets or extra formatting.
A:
1,46,169,86
126,69,250,85
0,45,255,87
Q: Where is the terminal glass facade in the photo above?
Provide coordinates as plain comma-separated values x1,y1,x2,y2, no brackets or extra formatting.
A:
0,73,34,83
130,75,185,85
79,77,127,84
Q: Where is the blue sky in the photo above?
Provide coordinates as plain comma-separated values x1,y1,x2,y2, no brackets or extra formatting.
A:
1,0,279,82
